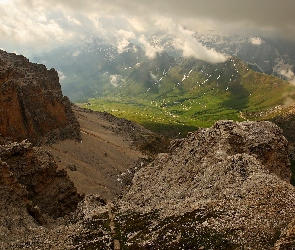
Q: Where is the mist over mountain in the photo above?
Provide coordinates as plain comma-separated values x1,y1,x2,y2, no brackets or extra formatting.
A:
32,33,295,103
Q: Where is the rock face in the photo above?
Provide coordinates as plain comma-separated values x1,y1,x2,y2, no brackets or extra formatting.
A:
0,158,33,245
0,140,83,220
1,119,295,249
0,139,84,248
118,120,295,249
0,50,81,144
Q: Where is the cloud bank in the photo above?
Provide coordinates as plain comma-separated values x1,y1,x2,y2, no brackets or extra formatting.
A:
0,0,294,63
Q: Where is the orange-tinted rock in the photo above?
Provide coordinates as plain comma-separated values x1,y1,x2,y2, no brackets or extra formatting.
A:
0,50,81,144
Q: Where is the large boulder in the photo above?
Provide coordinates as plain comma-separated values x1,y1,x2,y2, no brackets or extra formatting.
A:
118,120,295,249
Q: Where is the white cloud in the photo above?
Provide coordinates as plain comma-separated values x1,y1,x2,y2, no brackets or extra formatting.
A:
0,0,294,61
128,18,145,32
250,37,263,45
0,0,76,56
169,25,229,63
110,74,125,87
139,35,163,59
117,39,130,53
117,29,135,40
116,29,135,53
58,70,66,80
280,68,295,85
150,72,157,81
66,15,82,26
72,50,80,57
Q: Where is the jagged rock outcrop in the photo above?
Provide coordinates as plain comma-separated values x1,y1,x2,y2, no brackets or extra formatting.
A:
0,140,83,221
0,50,81,144
117,120,295,249
0,139,84,248
0,128,113,248
2,120,295,249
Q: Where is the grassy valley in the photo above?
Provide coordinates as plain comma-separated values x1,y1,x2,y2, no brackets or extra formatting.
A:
80,56,295,137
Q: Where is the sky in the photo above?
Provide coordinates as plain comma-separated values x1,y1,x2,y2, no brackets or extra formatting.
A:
1,0,295,63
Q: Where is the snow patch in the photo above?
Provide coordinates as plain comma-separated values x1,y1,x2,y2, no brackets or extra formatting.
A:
72,50,80,57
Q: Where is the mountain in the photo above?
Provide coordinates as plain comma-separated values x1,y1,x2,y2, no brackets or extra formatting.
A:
32,39,149,102
44,106,169,200
32,35,295,102
0,49,169,248
83,55,295,139
1,49,295,249
194,32,295,78
31,37,295,139
0,50,84,245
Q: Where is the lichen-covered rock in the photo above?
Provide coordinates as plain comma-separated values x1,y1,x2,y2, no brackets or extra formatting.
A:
0,160,39,249
118,120,295,249
0,50,81,144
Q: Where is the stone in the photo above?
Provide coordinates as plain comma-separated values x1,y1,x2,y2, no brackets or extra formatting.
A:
0,140,83,220
118,120,295,249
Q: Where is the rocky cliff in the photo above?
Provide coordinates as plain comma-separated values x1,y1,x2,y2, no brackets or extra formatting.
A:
0,51,87,249
0,140,83,219
117,120,295,249
0,140,83,248
0,50,81,144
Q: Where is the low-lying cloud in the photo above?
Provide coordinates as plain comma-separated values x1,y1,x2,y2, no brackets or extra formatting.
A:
280,69,295,85
110,74,125,87
1,0,294,63
250,37,264,45
116,29,135,53
138,35,163,59
171,26,229,63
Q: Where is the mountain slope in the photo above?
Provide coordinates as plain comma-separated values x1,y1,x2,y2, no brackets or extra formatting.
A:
1,50,295,249
43,106,169,200
85,56,295,136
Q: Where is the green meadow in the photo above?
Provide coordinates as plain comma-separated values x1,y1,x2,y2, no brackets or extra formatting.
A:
80,57,295,138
